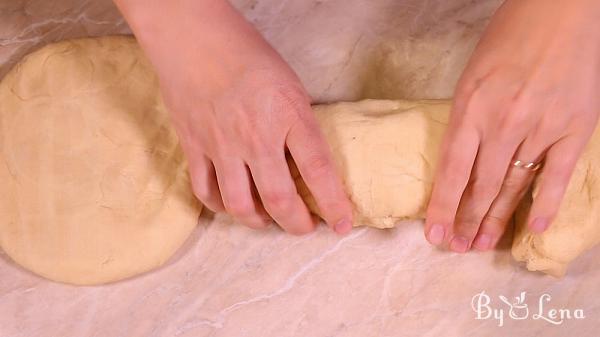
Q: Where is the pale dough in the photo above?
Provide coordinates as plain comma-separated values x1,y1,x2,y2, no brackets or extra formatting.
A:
0,36,201,285
1,36,597,281
293,100,449,228
302,100,600,277
512,128,600,277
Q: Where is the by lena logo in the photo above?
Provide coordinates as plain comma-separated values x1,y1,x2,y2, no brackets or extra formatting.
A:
471,291,585,327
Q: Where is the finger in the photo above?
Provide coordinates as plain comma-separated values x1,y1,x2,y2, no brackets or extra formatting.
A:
473,135,546,251
472,167,534,251
526,134,589,233
286,111,354,234
450,140,517,252
247,167,275,226
214,156,271,229
424,121,479,247
249,151,317,235
188,153,225,212
473,166,535,251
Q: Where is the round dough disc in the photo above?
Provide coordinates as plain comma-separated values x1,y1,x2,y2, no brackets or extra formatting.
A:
0,36,201,285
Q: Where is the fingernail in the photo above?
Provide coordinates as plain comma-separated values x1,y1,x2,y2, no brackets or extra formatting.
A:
427,224,445,245
473,233,492,251
530,217,549,233
335,218,352,234
450,236,470,253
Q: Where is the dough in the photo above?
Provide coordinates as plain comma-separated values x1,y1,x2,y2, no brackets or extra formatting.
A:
301,99,600,276
512,127,600,277
0,36,201,285
1,36,597,281
293,99,449,228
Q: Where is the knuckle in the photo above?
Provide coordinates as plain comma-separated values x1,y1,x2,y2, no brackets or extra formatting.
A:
244,219,271,230
541,183,569,205
442,167,466,187
321,200,349,215
272,84,309,109
246,136,275,158
302,154,333,181
498,111,527,137
192,184,213,202
192,189,223,212
287,223,316,236
225,196,255,218
538,117,565,136
556,169,575,186
546,163,576,186
469,178,501,197
230,112,263,145
501,175,527,192
454,220,480,236
255,82,310,120
207,129,233,157
262,188,295,213
441,147,470,179
482,214,509,230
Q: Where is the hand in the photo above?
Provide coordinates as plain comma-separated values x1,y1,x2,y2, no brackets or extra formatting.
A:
424,0,600,252
115,0,353,234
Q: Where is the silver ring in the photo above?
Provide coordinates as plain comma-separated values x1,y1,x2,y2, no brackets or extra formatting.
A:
512,159,542,171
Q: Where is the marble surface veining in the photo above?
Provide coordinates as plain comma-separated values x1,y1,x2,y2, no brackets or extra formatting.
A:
2,0,600,336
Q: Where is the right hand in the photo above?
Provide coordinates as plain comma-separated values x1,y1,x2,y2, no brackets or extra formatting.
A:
116,0,353,234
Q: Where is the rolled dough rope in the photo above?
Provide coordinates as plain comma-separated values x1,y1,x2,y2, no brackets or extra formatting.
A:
297,99,600,277
0,36,201,285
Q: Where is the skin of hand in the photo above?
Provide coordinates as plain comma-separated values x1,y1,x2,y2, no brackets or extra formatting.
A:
424,0,600,252
114,0,354,235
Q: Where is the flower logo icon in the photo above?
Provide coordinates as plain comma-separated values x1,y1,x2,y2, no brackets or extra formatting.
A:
498,291,529,320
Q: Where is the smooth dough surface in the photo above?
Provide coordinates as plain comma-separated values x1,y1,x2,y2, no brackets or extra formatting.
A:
303,99,600,276
0,36,201,285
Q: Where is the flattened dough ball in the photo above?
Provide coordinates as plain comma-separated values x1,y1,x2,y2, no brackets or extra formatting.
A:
0,36,201,285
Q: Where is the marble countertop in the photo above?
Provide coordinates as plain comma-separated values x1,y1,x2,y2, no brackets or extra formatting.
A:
1,1,600,336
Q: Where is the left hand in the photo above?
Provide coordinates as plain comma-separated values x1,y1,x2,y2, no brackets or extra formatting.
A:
424,0,600,252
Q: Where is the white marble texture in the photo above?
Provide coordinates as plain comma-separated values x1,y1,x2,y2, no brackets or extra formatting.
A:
1,0,600,336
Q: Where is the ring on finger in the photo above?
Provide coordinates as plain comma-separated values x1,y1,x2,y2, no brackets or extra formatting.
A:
512,159,543,171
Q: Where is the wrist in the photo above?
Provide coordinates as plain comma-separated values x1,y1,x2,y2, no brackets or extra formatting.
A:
115,0,270,70
114,0,228,43
114,0,288,97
